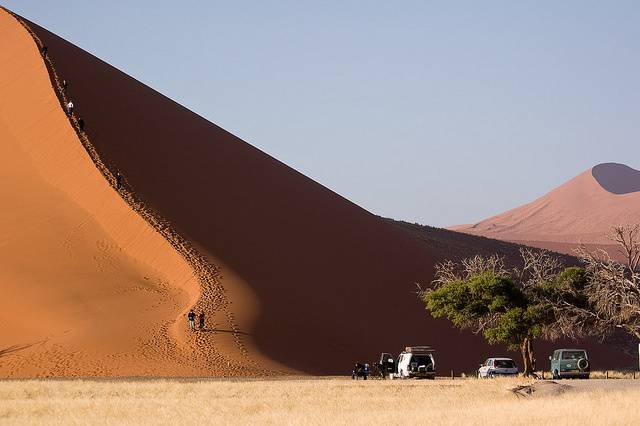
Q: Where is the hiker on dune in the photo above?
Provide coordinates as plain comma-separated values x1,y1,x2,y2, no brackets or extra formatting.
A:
66,100,74,116
116,172,122,190
198,312,205,331
188,309,196,331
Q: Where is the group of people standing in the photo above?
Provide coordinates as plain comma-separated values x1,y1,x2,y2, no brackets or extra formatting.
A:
187,309,206,331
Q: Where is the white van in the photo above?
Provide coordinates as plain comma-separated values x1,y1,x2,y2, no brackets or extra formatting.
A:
396,346,436,379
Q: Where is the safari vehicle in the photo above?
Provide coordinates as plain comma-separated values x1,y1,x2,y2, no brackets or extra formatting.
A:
376,352,396,379
477,357,518,378
396,346,436,379
549,349,590,379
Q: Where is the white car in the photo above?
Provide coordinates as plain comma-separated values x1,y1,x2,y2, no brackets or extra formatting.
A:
477,358,518,378
396,346,436,379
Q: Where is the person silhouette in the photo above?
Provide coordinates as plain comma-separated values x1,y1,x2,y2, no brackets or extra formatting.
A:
187,310,196,331
198,312,205,330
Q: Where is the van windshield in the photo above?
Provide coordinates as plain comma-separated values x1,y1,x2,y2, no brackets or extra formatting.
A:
411,355,433,366
561,351,586,360
494,359,515,368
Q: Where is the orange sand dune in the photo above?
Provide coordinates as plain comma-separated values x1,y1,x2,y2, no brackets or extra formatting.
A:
0,9,282,377
0,7,634,377
453,164,640,257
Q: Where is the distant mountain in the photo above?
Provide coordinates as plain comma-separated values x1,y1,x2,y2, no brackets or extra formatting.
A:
452,163,640,255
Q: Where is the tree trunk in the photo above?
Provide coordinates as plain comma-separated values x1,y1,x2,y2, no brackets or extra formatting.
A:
527,337,536,372
520,337,535,377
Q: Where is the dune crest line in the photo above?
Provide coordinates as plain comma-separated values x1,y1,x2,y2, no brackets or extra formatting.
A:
2,7,273,376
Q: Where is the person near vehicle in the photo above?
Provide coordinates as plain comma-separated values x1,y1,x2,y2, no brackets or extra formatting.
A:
187,309,196,331
198,312,205,330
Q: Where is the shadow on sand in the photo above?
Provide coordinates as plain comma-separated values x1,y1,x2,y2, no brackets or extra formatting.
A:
198,328,252,336
0,343,36,359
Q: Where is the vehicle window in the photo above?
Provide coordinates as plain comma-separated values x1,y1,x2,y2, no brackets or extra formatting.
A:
485,359,491,366
562,351,586,360
494,359,515,368
553,351,559,361
411,355,433,366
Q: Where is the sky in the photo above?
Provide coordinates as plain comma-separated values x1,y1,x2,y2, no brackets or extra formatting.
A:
5,0,640,227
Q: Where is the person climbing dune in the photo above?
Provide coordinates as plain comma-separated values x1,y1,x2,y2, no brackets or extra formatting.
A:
66,100,74,116
187,309,196,331
78,117,85,131
198,312,205,331
40,45,48,58
116,172,122,190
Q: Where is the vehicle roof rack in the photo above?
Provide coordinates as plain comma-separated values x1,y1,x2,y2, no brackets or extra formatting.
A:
405,346,435,353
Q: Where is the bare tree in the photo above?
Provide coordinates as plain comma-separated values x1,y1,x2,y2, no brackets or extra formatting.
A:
570,225,640,341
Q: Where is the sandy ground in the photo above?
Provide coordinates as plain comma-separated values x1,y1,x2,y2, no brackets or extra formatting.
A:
0,377,639,425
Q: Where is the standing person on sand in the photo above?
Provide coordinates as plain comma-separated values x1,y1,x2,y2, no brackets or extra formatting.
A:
198,311,205,331
66,100,74,116
115,172,122,191
187,309,196,331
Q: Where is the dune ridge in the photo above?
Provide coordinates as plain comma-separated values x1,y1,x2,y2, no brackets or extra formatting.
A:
453,164,640,255
0,7,282,377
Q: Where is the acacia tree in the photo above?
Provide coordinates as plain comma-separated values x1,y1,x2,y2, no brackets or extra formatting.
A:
549,225,640,341
419,249,562,377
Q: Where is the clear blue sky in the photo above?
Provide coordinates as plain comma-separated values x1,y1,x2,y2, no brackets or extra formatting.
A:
5,0,640,227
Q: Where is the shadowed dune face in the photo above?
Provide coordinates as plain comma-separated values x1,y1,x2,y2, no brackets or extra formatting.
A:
2,8,634,375
592,163,640,195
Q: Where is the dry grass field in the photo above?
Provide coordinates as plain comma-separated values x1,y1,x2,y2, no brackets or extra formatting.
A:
0,377,639,425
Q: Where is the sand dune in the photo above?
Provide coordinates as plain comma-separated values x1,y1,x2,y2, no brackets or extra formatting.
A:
0,7,634,377
453,163,640,257
0,8,278,377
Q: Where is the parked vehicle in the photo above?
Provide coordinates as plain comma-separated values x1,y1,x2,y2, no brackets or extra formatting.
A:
396,346,436,379
351,362,369,380
549,349,590,379
477,358,518,378
376,352,396,379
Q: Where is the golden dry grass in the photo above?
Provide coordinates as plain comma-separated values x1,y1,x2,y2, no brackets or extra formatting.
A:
0,377,639,425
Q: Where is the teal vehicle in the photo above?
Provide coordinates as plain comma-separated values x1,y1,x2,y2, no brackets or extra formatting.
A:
549,349,590,379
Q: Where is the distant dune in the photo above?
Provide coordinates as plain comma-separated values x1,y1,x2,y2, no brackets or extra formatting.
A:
453,163,640,257
0,7,633,377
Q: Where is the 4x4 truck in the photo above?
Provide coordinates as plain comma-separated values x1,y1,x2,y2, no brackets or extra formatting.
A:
549,349,590,379
395,346,436,380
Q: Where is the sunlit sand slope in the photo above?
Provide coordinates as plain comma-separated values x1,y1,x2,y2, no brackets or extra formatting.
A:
0,8,279,377
453,163,640,257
